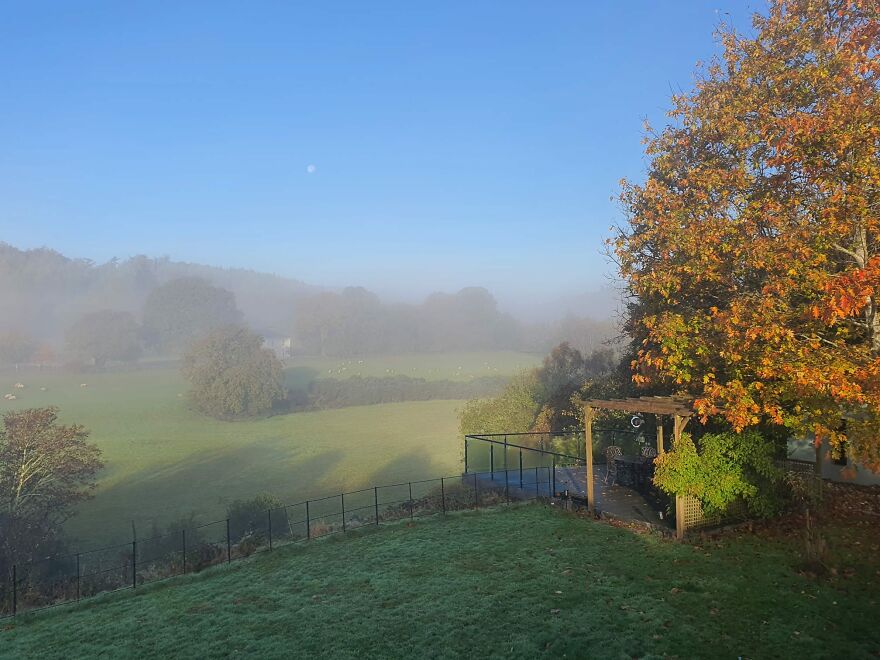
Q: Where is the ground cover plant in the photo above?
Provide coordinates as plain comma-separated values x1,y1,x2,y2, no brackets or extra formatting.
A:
1,501,878,659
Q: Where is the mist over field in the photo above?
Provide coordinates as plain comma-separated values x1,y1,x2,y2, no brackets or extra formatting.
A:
5,2,877,653
0,241,619,360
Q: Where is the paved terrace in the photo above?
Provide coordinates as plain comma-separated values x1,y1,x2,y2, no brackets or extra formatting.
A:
468,465,672,531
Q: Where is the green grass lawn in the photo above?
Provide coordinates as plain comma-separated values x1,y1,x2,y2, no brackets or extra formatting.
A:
2,505,878,659
284,350,541,382
0,352,537,546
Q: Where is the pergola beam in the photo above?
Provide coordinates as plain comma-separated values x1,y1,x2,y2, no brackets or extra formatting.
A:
580,397,694,417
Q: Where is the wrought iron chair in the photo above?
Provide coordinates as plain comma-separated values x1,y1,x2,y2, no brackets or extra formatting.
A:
638,445,658,486
640,446,658,461
604,445,623,485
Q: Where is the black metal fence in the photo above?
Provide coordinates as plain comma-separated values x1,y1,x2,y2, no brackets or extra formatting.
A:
463,431,639,504
0,469,551,620
464,428,641,475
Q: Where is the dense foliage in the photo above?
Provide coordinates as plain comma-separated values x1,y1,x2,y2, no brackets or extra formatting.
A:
182,326,286,419
653,431,783,518
143,277,243,353
615,0,880,468
227,493,286,545
65,310,142,367
0,407,103,574
459,344,620,435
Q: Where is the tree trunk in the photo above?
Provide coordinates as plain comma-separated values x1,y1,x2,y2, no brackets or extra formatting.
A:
869,294,880,357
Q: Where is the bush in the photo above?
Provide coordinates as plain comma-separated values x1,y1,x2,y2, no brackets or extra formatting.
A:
653,430,783,518
227,493,285,543
183,326,286,419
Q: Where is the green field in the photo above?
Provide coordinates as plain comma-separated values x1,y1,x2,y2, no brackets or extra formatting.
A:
0,352,540,546
284,350,540,381
3,504,878,659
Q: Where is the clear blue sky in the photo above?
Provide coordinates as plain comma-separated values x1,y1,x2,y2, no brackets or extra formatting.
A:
0,1,757,308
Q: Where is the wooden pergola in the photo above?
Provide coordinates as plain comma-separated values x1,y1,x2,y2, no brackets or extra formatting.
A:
579,396,695,517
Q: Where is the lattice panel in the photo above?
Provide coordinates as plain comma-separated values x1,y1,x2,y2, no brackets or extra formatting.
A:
677,496,748,535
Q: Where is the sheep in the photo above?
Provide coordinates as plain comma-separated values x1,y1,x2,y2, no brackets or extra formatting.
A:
80,383,88,388
13,382,24,389
39,387,47,391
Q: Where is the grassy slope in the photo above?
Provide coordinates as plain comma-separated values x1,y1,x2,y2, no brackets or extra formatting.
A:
2,505,878,659
0,352,538,546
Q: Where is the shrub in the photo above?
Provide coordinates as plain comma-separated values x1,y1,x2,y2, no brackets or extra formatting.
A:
653,430,783,518
227,493,285,543
182,326,285,419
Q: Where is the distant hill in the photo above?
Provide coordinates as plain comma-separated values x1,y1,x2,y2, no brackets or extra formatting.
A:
0,242,319,341
0,242,618,358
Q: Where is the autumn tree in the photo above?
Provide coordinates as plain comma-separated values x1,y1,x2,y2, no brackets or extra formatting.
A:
615,0,880,467
0,407,103,572
182,326,286,419
143,277,242,353
65,309,142,367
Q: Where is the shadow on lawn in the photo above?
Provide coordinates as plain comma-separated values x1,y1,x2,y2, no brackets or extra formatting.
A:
70,445,347,548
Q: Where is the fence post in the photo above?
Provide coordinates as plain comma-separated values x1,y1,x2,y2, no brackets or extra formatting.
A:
464,438,469,474
131,540,137,589
182,529,187,574
474,472,480,508
534,466,539,499
504,461,510,504
374,487,380,525
306,500,311,540
440,477,446,515
519,449,523,488
552,456,556,497
408,482,414,522
547,465,551,499
490,444,495,481
12,564,16,617
267,509,273,550
341,493,346,532
76,552,81,602
503,436,508,476
226,519,231,563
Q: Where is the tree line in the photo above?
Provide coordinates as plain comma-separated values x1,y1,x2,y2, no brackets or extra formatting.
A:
0,243,615,368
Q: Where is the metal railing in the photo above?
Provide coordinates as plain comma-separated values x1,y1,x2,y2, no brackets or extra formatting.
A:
0,468,549,620
463,428,640,475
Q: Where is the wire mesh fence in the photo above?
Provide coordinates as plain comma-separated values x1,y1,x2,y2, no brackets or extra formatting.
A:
0,470,547,620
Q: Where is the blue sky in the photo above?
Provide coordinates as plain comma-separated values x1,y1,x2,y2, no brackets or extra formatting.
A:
0,1,758,308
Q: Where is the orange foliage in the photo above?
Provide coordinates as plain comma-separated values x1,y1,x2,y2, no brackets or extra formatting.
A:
615,0,880,469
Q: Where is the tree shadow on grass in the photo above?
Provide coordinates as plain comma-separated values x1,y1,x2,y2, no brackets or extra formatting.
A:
69,445,346,548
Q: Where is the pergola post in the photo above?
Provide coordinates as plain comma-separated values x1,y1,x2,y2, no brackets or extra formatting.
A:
656,418,665,455
673,414,689,443
584,405,595,514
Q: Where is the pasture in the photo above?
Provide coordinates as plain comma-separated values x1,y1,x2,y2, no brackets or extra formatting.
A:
0,351,540,547
3,504,878,658
283,350,541,387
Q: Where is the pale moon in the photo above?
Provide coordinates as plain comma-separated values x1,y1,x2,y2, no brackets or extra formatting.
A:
306,164,316,174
